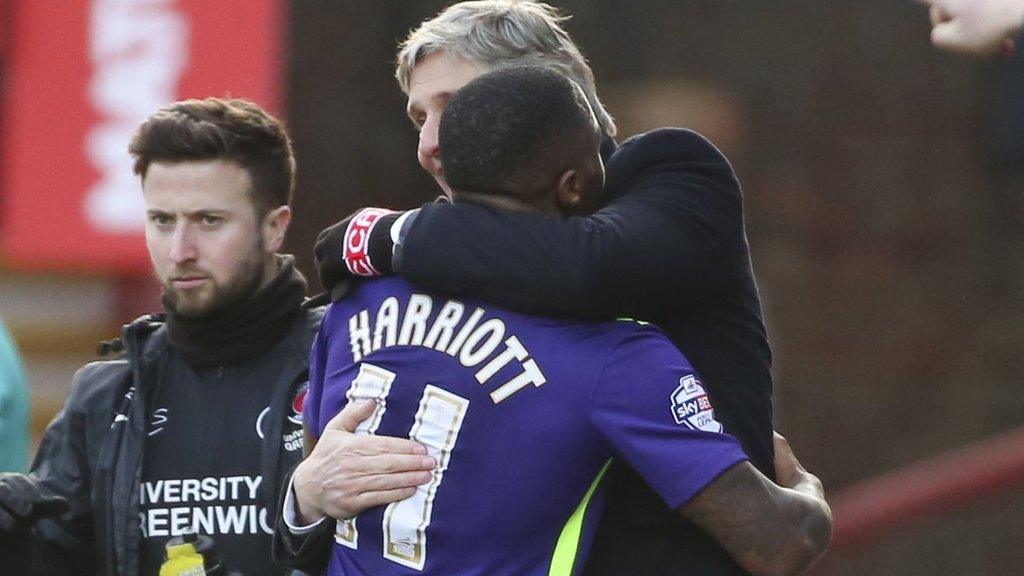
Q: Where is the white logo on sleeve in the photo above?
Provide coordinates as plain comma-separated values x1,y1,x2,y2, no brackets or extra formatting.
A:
670,375,723,433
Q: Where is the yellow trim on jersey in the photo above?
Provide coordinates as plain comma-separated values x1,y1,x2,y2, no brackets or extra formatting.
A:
548,459,614,576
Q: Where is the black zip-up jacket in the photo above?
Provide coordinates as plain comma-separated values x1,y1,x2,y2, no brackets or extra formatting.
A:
276,128,773,576
11,308,322,576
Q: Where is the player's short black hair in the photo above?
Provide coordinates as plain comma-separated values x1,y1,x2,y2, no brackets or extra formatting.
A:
439,65,598,198
129,97,295,217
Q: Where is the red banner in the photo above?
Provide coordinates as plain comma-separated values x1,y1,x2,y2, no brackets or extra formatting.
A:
0,1,285,274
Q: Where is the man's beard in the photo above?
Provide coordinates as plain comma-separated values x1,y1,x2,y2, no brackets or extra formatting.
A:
161,248,265,319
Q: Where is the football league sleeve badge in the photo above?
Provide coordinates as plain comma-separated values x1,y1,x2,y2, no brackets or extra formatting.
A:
670,375,724,433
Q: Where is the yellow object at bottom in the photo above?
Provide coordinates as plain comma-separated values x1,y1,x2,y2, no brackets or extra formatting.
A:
159,542,206,576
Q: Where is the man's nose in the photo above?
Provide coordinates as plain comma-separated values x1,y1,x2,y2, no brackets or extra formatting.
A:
418,115,441,159
168,225,197,264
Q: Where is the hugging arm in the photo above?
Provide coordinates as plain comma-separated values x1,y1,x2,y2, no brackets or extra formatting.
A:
315,130,742,319
399,130,741,318
680,435,832,576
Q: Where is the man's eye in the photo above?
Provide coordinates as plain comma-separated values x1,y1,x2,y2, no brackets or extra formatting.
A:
201,216,222,226
151,215,172,226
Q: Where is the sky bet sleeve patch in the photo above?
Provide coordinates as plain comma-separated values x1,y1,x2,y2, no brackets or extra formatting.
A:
670,375,723,433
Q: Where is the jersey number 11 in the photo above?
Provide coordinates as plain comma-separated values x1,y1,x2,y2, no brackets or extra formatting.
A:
334,362,469,571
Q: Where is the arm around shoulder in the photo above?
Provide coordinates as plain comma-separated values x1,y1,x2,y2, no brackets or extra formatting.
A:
399,129,745,318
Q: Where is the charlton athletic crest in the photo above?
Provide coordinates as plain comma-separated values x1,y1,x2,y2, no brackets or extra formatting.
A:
670,375,723,433
289,383,309,426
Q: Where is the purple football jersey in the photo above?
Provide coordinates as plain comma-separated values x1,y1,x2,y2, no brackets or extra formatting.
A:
305,277,747,576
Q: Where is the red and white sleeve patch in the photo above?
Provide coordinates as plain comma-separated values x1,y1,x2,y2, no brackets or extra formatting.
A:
344,208,395,277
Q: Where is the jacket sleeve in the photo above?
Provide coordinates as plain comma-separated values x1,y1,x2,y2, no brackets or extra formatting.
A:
397,129,743,319
7,362,121,575
272,317,334,575
272,466,335,575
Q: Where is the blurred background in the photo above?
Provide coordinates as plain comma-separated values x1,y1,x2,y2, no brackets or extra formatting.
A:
2,1,1023,574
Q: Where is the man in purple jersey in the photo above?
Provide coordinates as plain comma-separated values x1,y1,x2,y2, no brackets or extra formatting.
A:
277,67,831,576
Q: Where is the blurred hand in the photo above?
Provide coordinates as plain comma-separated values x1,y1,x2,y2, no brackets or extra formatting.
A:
292,401,435,524
916,0,1024,56
0,473,69,532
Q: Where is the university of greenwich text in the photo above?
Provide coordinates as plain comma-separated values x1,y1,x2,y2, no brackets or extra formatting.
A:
139,475,272,538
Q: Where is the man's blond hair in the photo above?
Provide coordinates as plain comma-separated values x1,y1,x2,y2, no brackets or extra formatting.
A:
395,0,616,136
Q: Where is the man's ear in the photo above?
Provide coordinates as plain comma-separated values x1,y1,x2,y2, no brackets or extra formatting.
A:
556,169,585,214
262,205,292,253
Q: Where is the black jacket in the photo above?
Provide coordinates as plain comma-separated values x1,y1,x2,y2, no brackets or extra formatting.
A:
276,129,773,576
13,308,322,576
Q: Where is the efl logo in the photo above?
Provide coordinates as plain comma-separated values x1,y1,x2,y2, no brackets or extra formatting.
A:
670,375,723,433
344,208,393,277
